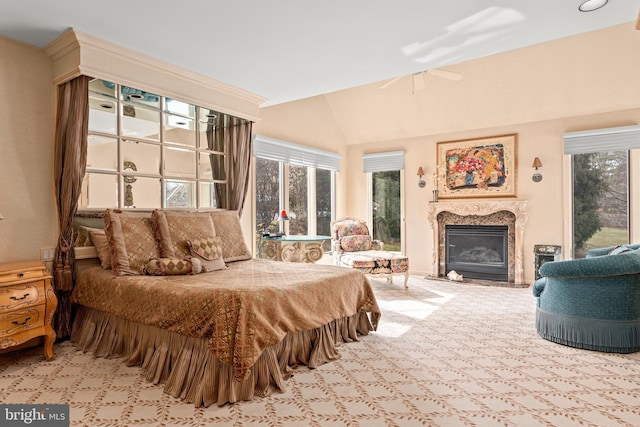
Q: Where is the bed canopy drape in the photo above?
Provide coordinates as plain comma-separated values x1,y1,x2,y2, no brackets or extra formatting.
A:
53,75,90,338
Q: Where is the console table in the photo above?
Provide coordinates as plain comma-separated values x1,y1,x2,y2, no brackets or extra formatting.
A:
263,235,331,263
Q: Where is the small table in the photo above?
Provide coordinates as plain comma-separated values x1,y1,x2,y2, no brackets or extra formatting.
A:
0,260,57,361
263,235,331,263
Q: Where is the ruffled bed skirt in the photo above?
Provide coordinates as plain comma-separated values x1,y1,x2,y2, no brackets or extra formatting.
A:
71,305,377,407
536,308,640,354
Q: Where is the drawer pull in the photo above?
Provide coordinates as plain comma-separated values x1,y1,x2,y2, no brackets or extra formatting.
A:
10,293,30,301
11,317,31,326
18,273,25,278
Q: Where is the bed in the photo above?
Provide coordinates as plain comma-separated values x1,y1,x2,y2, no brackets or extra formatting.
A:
70,209,380,407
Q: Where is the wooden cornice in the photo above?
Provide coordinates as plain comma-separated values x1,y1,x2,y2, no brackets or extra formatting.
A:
45,29,265,122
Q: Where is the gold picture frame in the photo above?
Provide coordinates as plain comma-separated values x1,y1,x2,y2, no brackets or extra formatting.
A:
436,133,517,199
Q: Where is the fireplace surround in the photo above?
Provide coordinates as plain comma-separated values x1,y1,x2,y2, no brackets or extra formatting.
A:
428,200,528,285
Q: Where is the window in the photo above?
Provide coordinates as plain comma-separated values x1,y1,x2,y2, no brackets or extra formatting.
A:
81,79,244,210
564,125,640,258
254,135,340,257
572,151,629,258
372,170,402,251
363,151,404,252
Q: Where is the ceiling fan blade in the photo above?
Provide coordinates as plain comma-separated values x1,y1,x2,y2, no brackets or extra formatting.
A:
379,76,403,89
426,68,463,81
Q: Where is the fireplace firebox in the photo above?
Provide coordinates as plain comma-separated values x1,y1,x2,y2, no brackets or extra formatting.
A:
445,225,508,281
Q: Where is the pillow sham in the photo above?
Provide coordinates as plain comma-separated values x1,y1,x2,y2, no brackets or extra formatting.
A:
188,236,227,272
87,228,112,269
144,257,203,276
209,210,252,262
153,210,217,259
104,210,160,276
74,226,92,247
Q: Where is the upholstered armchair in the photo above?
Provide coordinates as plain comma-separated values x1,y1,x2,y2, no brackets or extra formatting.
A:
331,217,409,289
533,244,640,353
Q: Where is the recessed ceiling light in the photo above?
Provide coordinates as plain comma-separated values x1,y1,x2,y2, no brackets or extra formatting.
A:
176,121,187,126
129,93,144,99
100,103,113,109
207,113,217,119
579,0,608,12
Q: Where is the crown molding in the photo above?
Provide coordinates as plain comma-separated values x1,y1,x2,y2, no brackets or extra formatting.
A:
45,29,265,122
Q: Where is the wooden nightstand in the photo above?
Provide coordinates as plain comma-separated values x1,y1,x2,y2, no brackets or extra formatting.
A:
0,260,57,360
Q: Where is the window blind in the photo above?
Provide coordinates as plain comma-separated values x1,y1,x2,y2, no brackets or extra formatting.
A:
253,134,341,171
563,125,640,155
362,150,405,173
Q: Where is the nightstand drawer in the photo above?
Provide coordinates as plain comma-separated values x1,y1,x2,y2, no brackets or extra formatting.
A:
0,281,45,310
0,269,46,283
0,305,44,337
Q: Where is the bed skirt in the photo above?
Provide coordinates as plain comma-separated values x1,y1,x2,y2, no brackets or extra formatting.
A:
71,305,377,407
536,308,640,354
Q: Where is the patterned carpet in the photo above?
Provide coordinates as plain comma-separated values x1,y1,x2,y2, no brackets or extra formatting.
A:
2,275,640,426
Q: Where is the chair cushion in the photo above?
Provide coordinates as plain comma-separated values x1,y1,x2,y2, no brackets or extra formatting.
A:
338,250,408,274
340,235,372,252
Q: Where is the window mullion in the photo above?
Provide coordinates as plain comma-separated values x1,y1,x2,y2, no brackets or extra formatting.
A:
307,167,317,235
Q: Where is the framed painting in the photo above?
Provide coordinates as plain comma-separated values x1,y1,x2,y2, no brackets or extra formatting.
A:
436,134,517,199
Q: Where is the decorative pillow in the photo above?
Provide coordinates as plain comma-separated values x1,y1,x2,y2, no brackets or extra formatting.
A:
340,235,373,252
104,210,160,276
188,236,227,272
87,228,112,269
153,210,217,259
337,221,370,238
144,257,202,276
209,210,252,262
608,245,632,255
74,226,92,247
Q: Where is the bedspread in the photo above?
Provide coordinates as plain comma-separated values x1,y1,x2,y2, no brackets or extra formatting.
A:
72,259,380,380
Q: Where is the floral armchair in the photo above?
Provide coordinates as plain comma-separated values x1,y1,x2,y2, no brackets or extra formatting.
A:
331,217,409,289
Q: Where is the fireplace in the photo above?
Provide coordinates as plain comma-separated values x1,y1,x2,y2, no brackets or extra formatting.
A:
428,200,528,285
445,225,508,281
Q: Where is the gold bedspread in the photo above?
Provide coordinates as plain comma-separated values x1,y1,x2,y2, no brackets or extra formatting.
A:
72,259,380,380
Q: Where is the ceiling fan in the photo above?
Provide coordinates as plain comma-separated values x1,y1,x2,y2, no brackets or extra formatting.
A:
380,68,463,92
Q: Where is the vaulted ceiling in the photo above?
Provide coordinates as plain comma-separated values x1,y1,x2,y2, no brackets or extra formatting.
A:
0,1,638,106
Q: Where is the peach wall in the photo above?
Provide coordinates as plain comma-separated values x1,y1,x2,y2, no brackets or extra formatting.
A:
255,22,640,283
0,37,56,263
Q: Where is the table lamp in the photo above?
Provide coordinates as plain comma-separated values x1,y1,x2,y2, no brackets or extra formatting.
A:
278,210,290,235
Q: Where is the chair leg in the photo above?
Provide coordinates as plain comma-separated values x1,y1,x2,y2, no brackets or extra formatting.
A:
403,272,409,289
386,275,393,284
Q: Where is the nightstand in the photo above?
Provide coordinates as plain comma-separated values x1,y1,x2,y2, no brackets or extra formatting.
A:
0,260,57,360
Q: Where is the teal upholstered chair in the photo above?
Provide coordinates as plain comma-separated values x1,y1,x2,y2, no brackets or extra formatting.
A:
533,244,640,353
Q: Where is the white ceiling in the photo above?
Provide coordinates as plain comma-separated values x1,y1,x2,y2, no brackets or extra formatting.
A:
0,0,638,106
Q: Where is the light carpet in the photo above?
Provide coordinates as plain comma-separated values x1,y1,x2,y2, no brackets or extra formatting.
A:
1,275,640,427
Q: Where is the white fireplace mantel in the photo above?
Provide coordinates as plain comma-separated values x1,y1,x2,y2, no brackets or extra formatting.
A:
428,200,528,285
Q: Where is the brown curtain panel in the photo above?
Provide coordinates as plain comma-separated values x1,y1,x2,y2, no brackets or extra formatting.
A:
224,118,253,216
53,75,90,339
206,116,227,209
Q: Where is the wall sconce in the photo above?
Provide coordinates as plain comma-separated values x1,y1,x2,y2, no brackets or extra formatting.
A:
0,213,4,220
417,167,426,188
532,157,543,182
